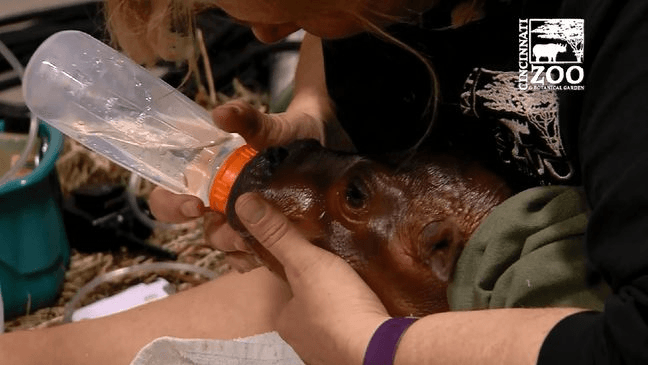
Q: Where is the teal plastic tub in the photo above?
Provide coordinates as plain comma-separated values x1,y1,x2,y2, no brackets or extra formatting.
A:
0,123,69,319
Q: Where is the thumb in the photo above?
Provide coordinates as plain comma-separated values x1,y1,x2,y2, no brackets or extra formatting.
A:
148,187,205,222
234,192,331,281
212,101,292,150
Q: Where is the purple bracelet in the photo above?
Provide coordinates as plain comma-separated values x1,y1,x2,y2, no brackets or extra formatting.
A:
363,317,419,365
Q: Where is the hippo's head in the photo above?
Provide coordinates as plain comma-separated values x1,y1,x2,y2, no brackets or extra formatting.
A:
226,139,511,316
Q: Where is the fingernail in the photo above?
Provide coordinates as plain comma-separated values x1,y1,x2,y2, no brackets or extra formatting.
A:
236,195,265,224
181,200,202,218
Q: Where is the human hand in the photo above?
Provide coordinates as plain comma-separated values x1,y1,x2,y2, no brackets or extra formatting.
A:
234,192,390,365
166,100,325,269
148,187,205,223
211,100,327,151
207,93,357,262
148,100,329,270
197,33,352,262
147,187,260,272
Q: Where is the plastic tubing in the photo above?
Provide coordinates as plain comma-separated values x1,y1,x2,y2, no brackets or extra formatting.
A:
62,262,217,323
127,173,174,231
0,39,40,186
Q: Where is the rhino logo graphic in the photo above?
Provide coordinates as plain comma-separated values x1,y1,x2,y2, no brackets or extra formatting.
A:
529,19,584,64
533,43,567,63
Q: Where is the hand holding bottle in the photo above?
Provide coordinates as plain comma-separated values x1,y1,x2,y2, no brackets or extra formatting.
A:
148,99,331,270
20,30,332,269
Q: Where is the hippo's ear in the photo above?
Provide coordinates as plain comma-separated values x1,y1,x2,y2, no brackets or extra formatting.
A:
418,219,464,282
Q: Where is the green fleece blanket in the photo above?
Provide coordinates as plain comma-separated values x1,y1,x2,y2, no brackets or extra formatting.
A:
448,186,610,312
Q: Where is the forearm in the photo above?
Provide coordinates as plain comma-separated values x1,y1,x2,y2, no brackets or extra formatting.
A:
0,268,289,365
287,33,353,151
394,307,586,365
289,33,330,114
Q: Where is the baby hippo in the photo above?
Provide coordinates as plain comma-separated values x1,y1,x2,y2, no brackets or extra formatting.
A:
226,139,512,317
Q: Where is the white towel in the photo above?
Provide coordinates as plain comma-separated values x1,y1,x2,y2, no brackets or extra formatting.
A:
130,331,305,365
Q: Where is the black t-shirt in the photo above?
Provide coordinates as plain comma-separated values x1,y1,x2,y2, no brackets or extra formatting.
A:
322,0,648,363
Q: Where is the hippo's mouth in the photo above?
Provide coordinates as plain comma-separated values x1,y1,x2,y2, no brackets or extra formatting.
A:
226,145,287,209
225,139,334,215
223,139,328,279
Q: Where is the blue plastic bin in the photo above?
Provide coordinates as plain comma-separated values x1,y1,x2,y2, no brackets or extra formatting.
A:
0,123,69,319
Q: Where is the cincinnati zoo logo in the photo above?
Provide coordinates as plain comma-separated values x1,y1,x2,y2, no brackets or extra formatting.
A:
518,18,585,91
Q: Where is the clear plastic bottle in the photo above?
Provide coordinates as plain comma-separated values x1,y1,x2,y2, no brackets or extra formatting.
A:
22,30,256,213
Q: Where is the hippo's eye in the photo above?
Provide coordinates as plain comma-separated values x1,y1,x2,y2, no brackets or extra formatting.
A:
345,177,369,209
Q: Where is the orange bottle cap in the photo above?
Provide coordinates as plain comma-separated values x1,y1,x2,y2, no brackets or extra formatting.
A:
209,144,257,214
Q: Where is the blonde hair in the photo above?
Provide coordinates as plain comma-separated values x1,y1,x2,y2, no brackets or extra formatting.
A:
104,0,485,151
105,0,484,64
104,0,198,64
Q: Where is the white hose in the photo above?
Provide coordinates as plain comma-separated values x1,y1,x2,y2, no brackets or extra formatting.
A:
62,262,217,323
127,173,175,230
0,39,40,186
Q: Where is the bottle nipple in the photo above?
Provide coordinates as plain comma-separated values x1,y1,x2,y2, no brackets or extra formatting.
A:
209,144,257,213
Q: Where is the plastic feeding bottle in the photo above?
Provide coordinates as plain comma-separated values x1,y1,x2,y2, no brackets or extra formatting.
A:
22,30,257,213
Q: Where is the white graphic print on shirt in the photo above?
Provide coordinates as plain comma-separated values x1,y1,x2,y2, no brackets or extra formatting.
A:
460,68,574,184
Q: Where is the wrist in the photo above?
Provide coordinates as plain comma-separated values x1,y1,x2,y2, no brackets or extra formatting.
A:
362,317,420,365
345,315,391,365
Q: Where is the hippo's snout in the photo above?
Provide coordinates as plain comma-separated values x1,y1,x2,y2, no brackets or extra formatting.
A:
242,139,324,184
225,139,336,222
223,139,342,280
264,145,289,173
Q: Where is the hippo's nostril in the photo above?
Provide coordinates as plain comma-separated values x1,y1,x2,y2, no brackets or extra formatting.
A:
266,146,289,171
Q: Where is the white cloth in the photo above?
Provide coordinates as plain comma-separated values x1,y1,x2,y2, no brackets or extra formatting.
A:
130,332,306,365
